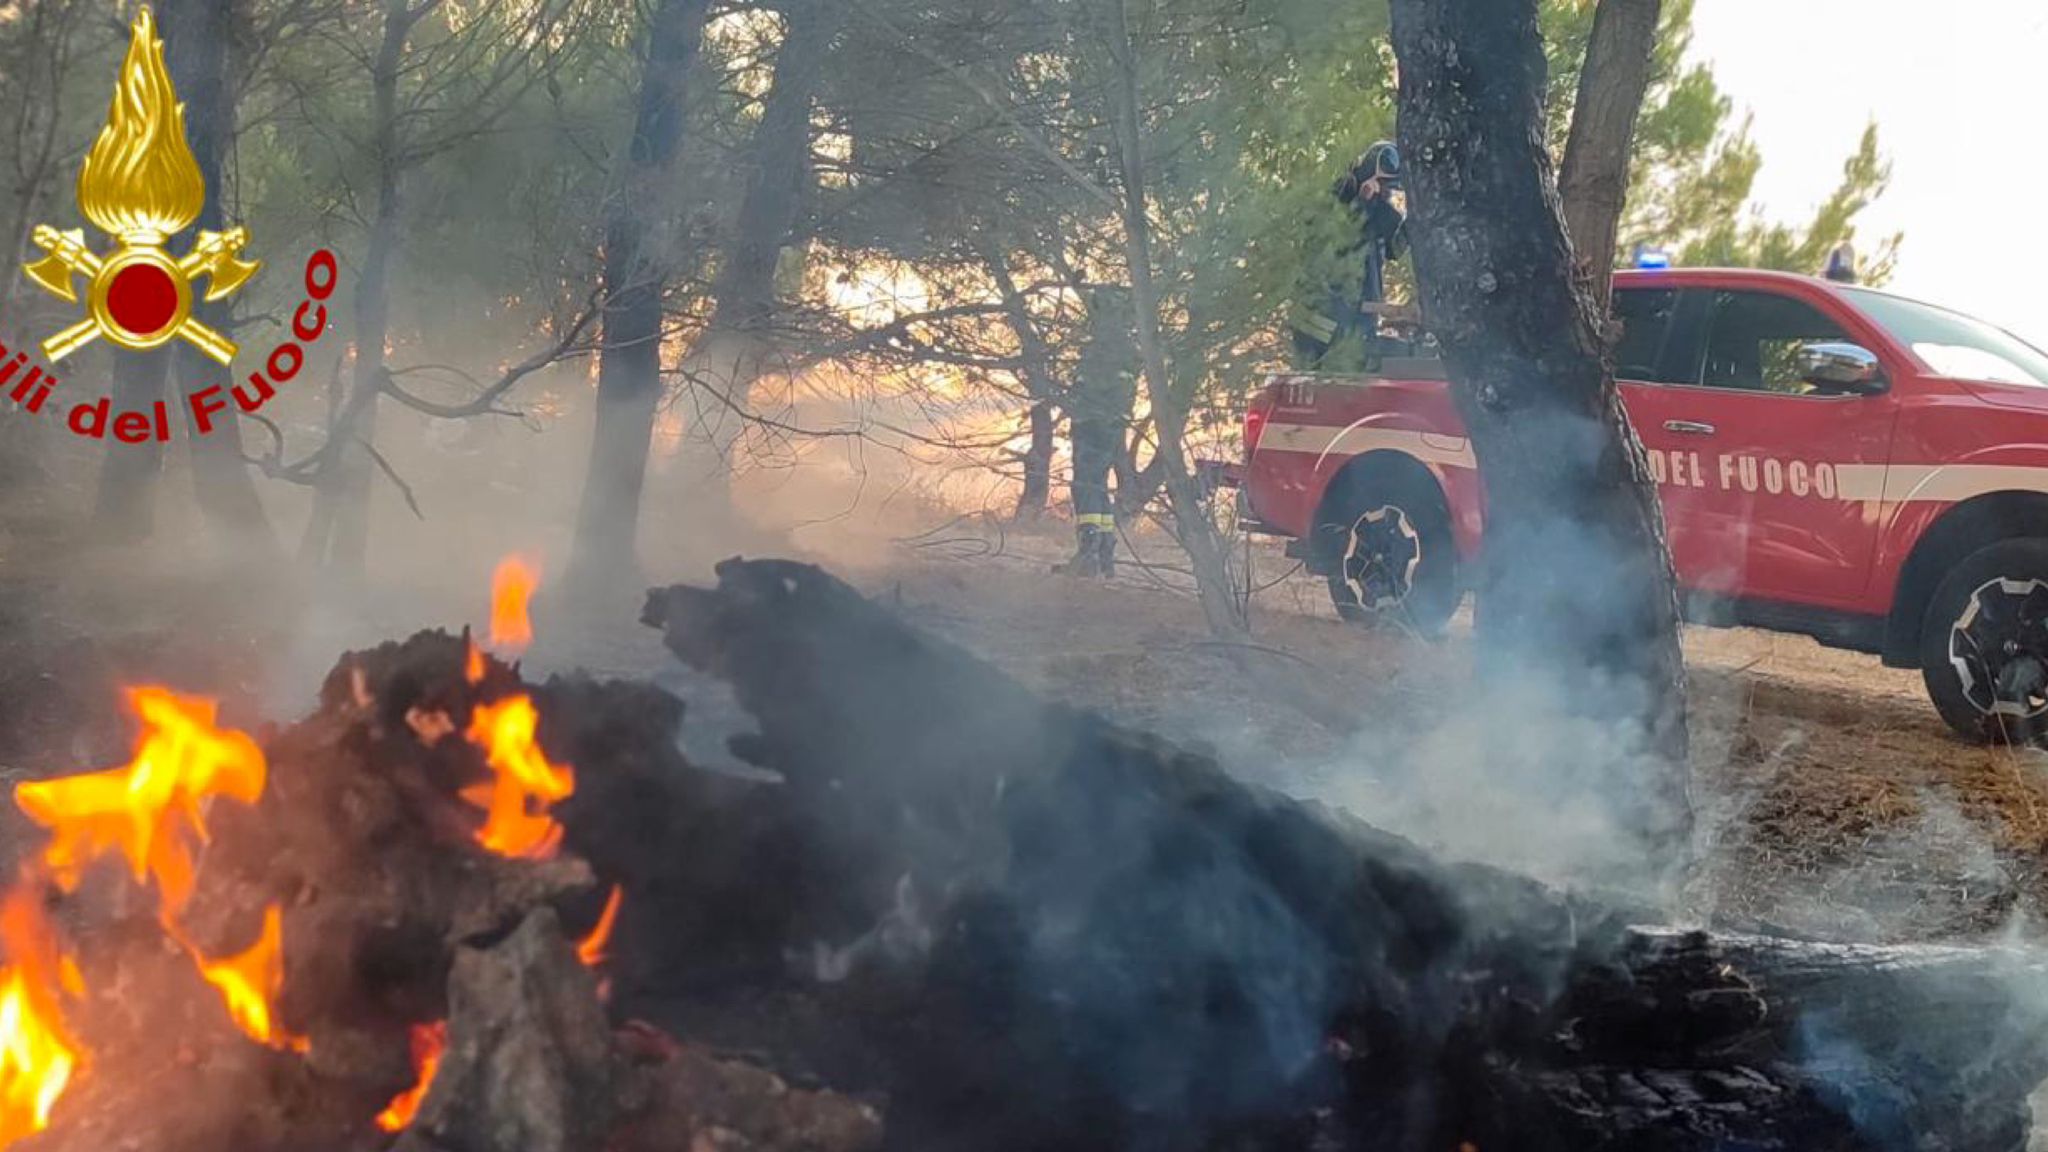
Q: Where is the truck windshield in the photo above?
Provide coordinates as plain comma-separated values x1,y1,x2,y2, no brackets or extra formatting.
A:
1843,287,2048,387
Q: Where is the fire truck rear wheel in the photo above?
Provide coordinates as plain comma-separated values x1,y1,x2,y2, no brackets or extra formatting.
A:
1319,474,1458,635
1920,538,2048,745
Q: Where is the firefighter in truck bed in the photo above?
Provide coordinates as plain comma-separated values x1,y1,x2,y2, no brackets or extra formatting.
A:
1290,141,1408,371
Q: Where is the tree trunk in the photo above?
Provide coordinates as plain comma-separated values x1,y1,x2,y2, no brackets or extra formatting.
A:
565,0,712,593
706,0,838,344
0,0,73,319
305,0,412,575
90,351,169,542
163,0,277,557
673,0,840,508
1114,451,1163,520
1102,0,1241,636
1389,0,1691,868
1015,402,1053,522
0,41,60,487
984,249,1058,524
1557,0,1662,308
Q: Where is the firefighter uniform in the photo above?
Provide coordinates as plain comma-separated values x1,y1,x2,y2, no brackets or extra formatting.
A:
1291,141,1406,370
1823,239,1859,284
1062,290,1139,578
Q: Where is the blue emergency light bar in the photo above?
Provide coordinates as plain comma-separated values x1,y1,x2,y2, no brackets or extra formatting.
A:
1633,245,1672,270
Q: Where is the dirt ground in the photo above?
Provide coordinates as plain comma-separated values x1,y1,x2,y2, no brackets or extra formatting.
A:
5,492,2048,951
833,522,2048,946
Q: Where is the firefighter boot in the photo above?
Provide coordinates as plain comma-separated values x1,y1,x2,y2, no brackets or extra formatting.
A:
1056,526,1103,577
1094,522,1116,578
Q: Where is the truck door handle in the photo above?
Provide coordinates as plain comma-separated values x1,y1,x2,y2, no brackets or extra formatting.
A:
1663,420,1717,436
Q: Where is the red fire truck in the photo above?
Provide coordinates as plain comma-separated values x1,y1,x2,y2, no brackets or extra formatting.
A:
1230,268,2048,741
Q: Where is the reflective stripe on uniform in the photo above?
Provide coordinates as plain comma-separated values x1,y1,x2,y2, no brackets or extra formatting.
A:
1077,513,1117,529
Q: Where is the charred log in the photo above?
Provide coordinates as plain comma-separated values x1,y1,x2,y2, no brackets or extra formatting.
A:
21,632,598,1152
641,559,2048,1151
393,908,614,1152
16,564,2048,1152
540,673,844,987
613,1024,882,1152
17,623,881,1152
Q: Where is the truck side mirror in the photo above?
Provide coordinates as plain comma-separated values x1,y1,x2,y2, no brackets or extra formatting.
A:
1800,341,1887,395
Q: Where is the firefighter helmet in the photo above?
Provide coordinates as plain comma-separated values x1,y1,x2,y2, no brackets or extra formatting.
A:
1337,141,1402,204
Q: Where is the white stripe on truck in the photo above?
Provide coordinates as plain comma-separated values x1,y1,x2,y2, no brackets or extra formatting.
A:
1265,423,2048,507
1848,464,2048,504
1257,421,1477,471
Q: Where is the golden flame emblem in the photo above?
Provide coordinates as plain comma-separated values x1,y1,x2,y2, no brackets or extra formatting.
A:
21,6,258,365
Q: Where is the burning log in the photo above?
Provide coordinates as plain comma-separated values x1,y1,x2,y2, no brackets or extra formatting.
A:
642,559,2048,1151
1,620,871,1152
9,556,2045,1151
313,629,879,1152
0,635,610,1152
389,908,612,1152
318,627,880,1152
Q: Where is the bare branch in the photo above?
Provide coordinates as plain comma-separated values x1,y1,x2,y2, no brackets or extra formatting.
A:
379,289,603,419
360,436,426,519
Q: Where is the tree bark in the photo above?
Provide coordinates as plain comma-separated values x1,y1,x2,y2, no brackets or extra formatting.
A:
0,0,76,319
566,0,712,593
1114,451,1163,521
0,21,61,489
1102,0,1242,635
672,0,840,508
1389,0,1691,867
305,0,414,575
163,0,278,557
90,351,169,542
983,249,1058,523
705,0,838,344
1015,402,1054,522
1557,0,1662,309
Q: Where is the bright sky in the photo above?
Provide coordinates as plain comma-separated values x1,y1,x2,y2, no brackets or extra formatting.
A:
1687,0,2048,345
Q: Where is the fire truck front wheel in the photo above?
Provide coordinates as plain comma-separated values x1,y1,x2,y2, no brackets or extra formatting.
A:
1921,538,2048,744
1317,470,1459,635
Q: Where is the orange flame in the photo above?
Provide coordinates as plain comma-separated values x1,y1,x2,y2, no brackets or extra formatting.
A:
0,688,291,1149
462,697,573,859
489,558,539,651
183,906,306,1053
0,891,82,1148
464,638,486,685
14,687,265,920
374,1020,447,1133
77,7,204,243
576,886,623,969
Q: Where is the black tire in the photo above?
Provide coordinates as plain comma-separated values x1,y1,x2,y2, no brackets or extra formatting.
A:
1920,537,2048,744
1317,468,1460,635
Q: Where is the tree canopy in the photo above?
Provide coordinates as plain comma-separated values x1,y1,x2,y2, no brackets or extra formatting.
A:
0,0,1898,572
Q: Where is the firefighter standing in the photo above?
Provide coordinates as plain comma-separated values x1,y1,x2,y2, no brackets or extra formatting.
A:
1823,239,1859,284
1060,287,1139,579
1290,141,1407,369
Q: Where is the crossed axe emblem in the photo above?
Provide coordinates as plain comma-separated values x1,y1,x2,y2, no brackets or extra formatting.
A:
23,224,258,366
